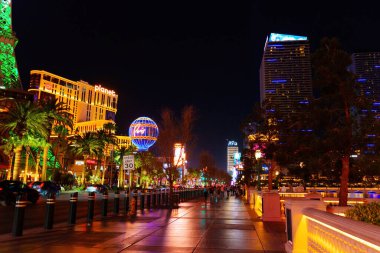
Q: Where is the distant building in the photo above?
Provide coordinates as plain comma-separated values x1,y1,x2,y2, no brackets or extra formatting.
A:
350,52,380,100
350,52,380,155
227,140,238,175
259,33,313,117
28,70,131,148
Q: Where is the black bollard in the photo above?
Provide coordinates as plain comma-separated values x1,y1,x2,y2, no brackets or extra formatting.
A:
113,191,120,215
152,191,156,208
124,192,129,214
102,191,108,217
44,192,56,229
87,192,95,225
157,190,161,207
12,193,28,237
134,192,138,211
147,191,151,209
141,192,145,210
68,192,78,224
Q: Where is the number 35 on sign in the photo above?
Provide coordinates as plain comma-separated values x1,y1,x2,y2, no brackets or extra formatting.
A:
123,155,135,170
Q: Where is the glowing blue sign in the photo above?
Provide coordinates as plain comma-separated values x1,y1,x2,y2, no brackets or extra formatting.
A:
269,33,307,42
228,141,237,146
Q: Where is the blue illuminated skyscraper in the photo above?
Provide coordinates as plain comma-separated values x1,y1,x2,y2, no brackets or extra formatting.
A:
259,33,313,117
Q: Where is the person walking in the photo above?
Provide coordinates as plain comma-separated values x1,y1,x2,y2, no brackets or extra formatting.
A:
203,187,208,202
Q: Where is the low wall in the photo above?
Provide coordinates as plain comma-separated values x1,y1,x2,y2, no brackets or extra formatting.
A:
285,201,380,253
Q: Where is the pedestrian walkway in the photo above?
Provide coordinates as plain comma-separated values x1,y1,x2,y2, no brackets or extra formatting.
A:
0,195,286,253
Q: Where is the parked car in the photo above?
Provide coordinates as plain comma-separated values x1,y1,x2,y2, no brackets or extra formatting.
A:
0,180,40,206
29,181,61,197
85,184,108,194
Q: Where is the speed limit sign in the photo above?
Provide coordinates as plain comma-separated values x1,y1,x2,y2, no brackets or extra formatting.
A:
123,155,135,170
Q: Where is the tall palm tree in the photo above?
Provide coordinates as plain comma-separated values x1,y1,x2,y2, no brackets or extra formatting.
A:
95,126,117,183
0,101,50,180
38,98,73,180
71,132,102,185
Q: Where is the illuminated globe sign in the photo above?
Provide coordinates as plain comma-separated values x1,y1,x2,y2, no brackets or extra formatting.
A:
129,117,159,151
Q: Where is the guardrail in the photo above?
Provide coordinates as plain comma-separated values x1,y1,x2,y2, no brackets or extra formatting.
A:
284,199,380,253
302,208,380,253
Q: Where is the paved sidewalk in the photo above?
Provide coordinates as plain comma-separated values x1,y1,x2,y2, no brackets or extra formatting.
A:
0,196,286,253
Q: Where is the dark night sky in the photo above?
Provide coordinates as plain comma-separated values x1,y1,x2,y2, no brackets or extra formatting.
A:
11,0,380,170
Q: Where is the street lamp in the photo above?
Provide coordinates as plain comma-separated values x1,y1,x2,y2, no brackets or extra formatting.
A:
255,150,262,190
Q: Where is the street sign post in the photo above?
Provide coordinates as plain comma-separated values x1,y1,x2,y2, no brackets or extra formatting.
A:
123,155,135,170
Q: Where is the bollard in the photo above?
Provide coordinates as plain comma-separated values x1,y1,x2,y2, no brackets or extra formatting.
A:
87,192,95,225
102,191,108,217
147,191,151,209
152,191,156,208
68,192,78,224
165,190,169,206
141,192,145,210
134,192,138,211
157,190,161,207
12,193,28,237
124,192,129,214
114,190,120,215
44,192,56,229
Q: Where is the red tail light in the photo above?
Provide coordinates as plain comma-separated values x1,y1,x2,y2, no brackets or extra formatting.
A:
0,187,3,191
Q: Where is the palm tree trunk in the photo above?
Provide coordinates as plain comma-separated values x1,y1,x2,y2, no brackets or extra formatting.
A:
101,157,107,185
339,155,349,206
42,145,49,181
35,151,41,181
7,153,14,180
23,148,30,183
12,146,23,181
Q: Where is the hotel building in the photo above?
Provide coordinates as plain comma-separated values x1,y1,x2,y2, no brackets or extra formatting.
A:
350,52,380,155
28,70,131,147
227,140,239,176
259,33,313,117
350,52,380,100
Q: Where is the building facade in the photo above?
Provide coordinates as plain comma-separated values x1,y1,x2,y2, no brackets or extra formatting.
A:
350,52,380,155
227,140,239,176
259,33,313,117
29,70,118,132
28,70,131,147
350,52,380,100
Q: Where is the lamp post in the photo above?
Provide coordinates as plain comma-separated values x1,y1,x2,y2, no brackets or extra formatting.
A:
255,150,262,191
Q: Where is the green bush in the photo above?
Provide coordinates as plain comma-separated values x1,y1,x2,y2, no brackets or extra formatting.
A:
345,202,380,226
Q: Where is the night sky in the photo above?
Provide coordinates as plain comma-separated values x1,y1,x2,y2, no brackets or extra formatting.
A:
11,0,380,170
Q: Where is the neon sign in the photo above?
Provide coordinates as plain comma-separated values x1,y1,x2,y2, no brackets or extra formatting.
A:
94,84,116,96
269,33,307,42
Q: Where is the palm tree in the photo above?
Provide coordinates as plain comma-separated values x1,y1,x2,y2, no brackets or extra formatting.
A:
95,127,117,181
38,98,73,180
0,101,50,180
70,132,102,185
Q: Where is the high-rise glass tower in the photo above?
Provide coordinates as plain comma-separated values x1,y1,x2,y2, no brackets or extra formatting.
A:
350,52,380,155
259,33,312,117
350,52,380,100
0,0,21,89
227,140,238,175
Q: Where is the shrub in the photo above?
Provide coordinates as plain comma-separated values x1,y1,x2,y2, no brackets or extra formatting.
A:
345,202,380,226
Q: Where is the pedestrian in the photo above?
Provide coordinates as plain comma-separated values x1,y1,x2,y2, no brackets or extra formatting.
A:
203,187,208,202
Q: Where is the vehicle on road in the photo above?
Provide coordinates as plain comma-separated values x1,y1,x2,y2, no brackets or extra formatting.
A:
85,184,108,194
0,180,40,206
29,181,61,197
